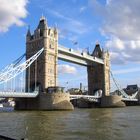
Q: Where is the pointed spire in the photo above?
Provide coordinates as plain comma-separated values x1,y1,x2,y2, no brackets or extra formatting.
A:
38,15,47,30
96,40,99,45
91,42,103,58
40,13,45,21
27,25,31,36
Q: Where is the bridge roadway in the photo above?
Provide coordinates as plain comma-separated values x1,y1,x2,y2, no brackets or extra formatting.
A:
70,95,138,102
0,91,138,103
122,98,138,102
58,45,104,66
70,95,101,102
0,91,39,98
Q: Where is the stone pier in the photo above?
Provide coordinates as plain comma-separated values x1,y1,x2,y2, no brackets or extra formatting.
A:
15,92,74,110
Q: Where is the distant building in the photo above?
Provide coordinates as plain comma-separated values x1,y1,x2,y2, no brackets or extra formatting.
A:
67,88,88,95
124,84,139,95
110,84,139,96
68,88,81,95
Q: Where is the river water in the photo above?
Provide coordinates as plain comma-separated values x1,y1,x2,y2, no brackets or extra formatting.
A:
0,107,140,140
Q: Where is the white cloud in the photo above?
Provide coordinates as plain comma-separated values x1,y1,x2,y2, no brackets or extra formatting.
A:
58,64,77,74
110,51,125,64
102,0,140,40
0,0,28,32
106,36,140,64
106,36,125,51
113,67,140,75
90,0,140,64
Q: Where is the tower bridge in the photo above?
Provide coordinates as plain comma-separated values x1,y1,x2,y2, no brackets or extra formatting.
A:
16,16,110,109
0,17,138,109
25,17,110,97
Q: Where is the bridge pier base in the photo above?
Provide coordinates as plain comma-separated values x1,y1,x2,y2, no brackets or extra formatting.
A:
15,92,74,110
71,98,99,108
100,95,125,108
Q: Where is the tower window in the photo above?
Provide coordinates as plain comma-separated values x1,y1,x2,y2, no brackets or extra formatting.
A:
50,80,52,85
40,31,43,36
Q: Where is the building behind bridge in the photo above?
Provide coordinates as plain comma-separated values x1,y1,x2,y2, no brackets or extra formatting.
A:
124,84,139,96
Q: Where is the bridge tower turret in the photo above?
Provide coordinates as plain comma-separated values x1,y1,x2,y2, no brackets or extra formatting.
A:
26,27,31,42
26,16,58,92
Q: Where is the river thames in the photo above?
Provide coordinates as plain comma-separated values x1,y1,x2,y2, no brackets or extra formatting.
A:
0,107,140,140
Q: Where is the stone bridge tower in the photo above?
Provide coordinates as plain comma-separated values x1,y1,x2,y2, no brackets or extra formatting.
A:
26,17,58,92
87,44,110,96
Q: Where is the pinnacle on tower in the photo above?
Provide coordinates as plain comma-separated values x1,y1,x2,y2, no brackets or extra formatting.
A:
92,43,103,58
37,15,47,30
95,40,100,45
40,13,45,21
26,25,31,36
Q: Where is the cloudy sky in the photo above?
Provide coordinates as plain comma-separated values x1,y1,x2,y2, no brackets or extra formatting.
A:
0,0,140,90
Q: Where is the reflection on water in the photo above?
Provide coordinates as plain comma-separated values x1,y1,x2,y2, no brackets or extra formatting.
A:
0,107,140,140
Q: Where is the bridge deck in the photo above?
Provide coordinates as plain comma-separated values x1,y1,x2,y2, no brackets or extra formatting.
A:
122,98,138,102
0,91,39,98
70,95,101,102
70,95,139,102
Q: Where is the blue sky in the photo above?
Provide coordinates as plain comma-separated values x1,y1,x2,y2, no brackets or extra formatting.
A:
0,0,140,91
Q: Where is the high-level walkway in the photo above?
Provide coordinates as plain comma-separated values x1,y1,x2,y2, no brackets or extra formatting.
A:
58,45,104,66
